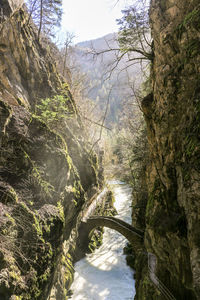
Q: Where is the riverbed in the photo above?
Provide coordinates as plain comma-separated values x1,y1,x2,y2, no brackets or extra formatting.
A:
70,180,135,300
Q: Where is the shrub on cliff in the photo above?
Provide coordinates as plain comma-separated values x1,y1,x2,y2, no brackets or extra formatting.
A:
33,93,74,131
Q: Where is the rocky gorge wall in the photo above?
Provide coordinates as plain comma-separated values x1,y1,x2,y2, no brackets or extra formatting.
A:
131,0,200,299
0,2,104,299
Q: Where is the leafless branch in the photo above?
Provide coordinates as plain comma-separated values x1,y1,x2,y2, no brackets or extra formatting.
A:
81,115,111,131
90,88,112,153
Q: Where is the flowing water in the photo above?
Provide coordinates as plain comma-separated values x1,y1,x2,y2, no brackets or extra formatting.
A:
70,180,135,300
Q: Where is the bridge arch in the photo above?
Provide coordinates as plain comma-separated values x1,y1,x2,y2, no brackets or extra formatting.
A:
78,216,144,251
77,216,176,300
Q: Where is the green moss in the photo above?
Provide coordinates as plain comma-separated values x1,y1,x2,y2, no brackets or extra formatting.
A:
8,188,19,203
146,193,154,216
61,253,74,288
43,221,51,233
73,199,77,206
32,167,54,196
145,179,160,220
185,135,199,158
88,229,103,252
145,179,170,230
9,270,21,282
19,201,30,212
32,214,44,241
5,213,16,226
66,154,73,171
176,6,200,38
39,267,51,283
57,201,65,223
183,6,200,27
60,83,78,116
55,132,73,173
106,190,115,205
185,39,200,58
160,0,166,11
70,180,85,208
23,148,55,197
0,99,13,133
29,281,41,299
16,97,27,107
72,180,82,197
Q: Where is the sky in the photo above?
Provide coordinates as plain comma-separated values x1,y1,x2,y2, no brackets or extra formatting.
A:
61,0,132,43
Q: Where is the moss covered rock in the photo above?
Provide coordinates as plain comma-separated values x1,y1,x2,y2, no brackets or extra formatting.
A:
0,2,102,299
131,1,200,299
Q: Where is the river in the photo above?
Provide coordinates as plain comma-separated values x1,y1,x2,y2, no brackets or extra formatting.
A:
70,180,135,300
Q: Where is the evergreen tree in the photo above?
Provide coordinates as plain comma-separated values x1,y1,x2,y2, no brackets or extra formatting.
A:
117,0,153,61
26,0,63,39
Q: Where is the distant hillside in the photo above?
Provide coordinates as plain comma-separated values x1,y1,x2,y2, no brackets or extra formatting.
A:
77,33,117,50
72,33,143,126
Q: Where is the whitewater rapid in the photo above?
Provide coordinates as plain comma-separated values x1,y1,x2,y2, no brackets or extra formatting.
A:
70,180,135,300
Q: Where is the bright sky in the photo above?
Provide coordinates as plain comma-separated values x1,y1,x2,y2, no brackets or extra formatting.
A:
61,0,131,43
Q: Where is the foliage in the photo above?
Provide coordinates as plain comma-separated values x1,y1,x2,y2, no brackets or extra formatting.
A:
111,118,148,185
25,0,63,39
176,5,200,38
33,94,73,129
117,0,153,61
103,69,150,186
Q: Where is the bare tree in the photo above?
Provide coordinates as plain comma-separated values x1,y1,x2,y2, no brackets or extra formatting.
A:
87,0,152,82
25,0,63,40
38,0,43,39
62,32,76,77
89,87,112,153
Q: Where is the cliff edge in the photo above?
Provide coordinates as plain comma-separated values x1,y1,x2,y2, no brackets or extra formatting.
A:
0,2,101,299
131,0,200,299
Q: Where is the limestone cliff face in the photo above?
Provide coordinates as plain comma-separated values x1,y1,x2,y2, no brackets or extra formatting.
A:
0,2,101,299
0,0,63,108
132,0,200,299
1,0,24,16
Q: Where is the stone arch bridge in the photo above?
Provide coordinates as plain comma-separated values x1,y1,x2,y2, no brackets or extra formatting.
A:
77,216,176,300
78,215,144,252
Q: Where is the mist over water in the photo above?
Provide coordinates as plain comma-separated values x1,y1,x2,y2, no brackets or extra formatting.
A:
70,181,135,300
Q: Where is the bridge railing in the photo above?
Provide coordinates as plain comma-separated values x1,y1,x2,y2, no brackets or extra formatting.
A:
148,253,176,300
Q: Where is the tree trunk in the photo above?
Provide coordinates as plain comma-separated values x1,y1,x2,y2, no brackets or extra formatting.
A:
38,0,43,40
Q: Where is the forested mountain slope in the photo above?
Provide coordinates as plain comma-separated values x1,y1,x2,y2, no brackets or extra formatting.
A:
71,33,143,126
